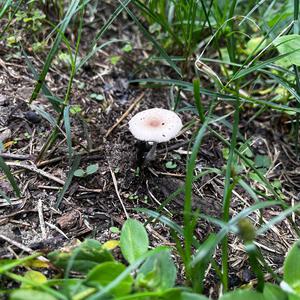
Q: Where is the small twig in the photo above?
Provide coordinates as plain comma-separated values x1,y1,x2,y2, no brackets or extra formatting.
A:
45,222,69,240
38,199,47,239
145,224,174,245
109,165,129,219
0,209,37,219
6,162,65,185
105,93,144,138
0,199,23,207
5,162,102,193
0,153,34,161
0,234,33,253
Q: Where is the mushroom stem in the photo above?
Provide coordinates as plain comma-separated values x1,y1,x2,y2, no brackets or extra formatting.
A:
145,142,158,163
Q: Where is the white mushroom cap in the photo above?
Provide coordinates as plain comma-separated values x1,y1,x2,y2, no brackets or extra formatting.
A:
128,108,182,143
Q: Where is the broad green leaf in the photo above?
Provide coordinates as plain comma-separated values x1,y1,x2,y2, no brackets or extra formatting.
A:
181,292,210,300
263,283,288,300
274,35,300,66
10,289,56,300
284,241,300,286
86,261,133,296
137,249,177,291
120,219,149,264
48,239,113,274
219,290,265,300
255,155,271,169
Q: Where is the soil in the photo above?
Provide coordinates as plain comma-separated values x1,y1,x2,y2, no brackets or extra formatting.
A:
0,3,300,297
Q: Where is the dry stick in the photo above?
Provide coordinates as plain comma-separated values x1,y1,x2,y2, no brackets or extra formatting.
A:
38,199,47,239
0,153,33,160
6,162,65,185
105,92,144,138
109,165,129,219
45,222,69,240
0,234,33,253
5,162,102,193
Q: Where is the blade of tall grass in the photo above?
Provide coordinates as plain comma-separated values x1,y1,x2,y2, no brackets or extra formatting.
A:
118,0,182,77
76,39,124,71
193,78,205,122
220,94,240,292
32,104,56,126
0,253,40,273
29,0,80,104
191,200,281,267
0,157,20,197
63,105,73,160
132,0,182,46
0,189,11,204
0,0,12,18
0,0,23,39
36,6,84,162
130,78,300,113
91,0,131,46
293,0,300,156
183,115,211,273
230,51,300,82
55,155,81,209
22,47,63,112
244,243,265,292
257,203,300,236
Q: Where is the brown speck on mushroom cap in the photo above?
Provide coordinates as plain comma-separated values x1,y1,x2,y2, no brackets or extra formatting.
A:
128,108,183,143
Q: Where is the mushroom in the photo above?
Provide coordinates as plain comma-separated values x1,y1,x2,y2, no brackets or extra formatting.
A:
128,108,183,163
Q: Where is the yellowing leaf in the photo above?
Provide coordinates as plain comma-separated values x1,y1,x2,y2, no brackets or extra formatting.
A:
25,259,50,268
21,270,47,288
4,141,14,148
103,240,120,250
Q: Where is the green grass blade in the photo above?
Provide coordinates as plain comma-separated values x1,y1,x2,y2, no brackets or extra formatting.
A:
91,0,132,45
184,117,210,269
55,155,81,208
29,0,80,104
21,47,63,111
220,94,240,291
257,203,300,236
0,0,23,39
119,1,182,77
191,200,281,267
0,0,12,18
63,105,73,160
0,157,20,197
193,78,205,122
0,253,40,273
0,189,11,204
